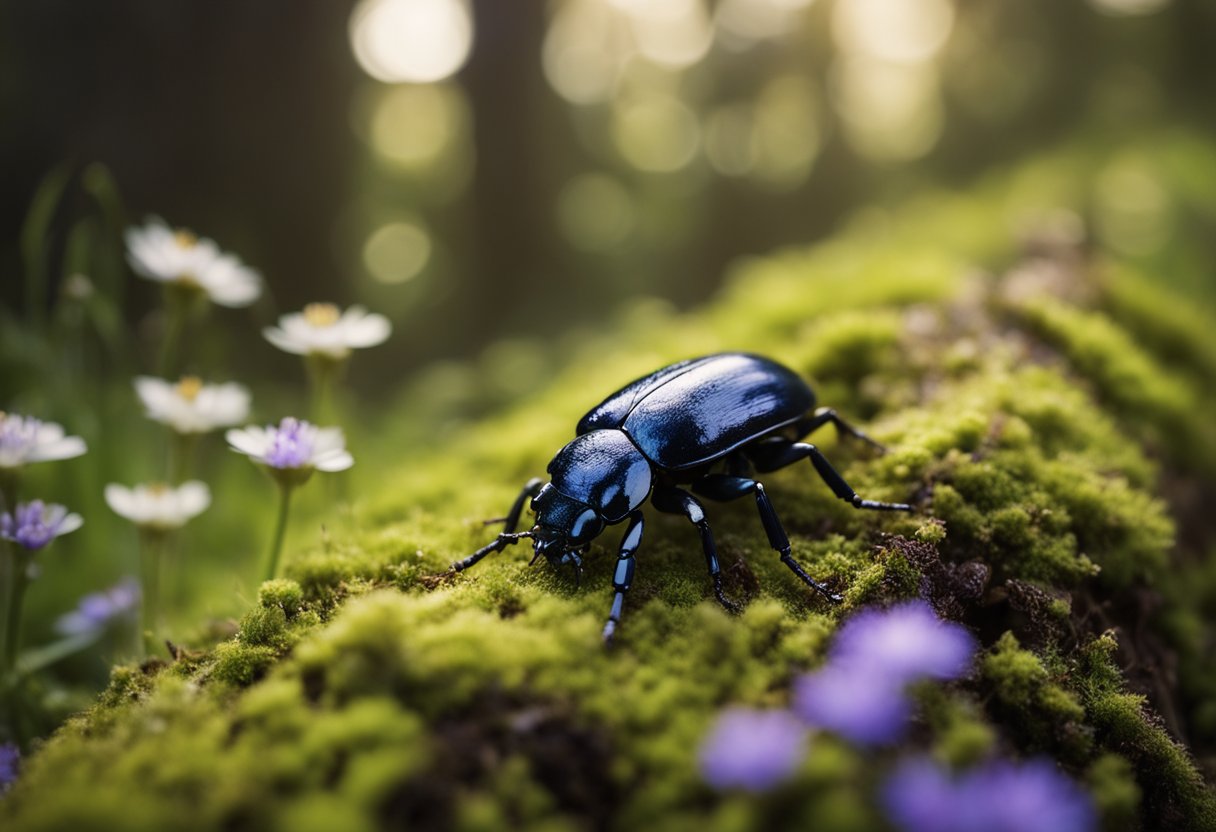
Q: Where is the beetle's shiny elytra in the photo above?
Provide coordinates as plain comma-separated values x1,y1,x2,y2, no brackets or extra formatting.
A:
445,353,913,643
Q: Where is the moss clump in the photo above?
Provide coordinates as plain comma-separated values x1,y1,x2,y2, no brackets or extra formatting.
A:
259,578,305,618
211,641,278,687
980,632,1091,763
1076,634,1216,829
5,135,1216,830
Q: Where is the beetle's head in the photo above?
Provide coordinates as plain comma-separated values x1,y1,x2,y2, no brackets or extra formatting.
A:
528,483,603,575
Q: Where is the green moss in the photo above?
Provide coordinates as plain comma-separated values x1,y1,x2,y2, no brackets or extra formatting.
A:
1077,635,1216,828
212,641,278,687
981,632,1090,762
259,578,305,618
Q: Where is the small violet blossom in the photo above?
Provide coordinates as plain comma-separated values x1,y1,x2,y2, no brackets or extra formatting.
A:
0,742,18,794
792,663,911,747
125,217,261,307
792,600,976,746
55,577,141,637
134,376,251,435
0,501,83,551
263,303,391,361
881,756,1097,832
229,418,353,582
0,413,86,470
830,600,976,683
226,418,353,485
104,481,211,532
698,707,809,792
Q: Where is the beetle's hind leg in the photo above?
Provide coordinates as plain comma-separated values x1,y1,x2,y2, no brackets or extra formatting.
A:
692,475,842,604
748,441,912,512
794,407,887,454
651,486,743,614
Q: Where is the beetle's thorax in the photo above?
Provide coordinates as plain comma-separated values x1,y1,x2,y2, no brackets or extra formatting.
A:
544,429,653,522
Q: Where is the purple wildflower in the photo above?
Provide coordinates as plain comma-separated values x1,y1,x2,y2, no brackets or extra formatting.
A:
791,600,976,745
0,413,86,469
882,757,1097,832
0,500,83,551
0,743,18,794
263,417,314,468
791,662,911,746
881,757,968,832
55,577,141,637
698,707,809,792
226,417,353,476
831,600,976,684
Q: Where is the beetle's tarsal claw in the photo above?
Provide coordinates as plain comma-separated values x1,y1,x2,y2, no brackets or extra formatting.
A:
529,550,543,566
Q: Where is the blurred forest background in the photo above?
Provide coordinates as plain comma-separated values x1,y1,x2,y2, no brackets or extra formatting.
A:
1,0,1215,733
3,0,1215,380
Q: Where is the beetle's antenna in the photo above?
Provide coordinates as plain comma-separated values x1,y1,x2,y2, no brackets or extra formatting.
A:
448,530,535,574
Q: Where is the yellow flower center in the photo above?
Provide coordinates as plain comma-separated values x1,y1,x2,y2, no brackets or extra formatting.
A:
303,303,341,327
149,482,169,495
176,376,203,402
174,229,198,249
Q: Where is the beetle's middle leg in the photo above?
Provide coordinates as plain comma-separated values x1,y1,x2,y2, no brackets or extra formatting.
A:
651,485,742,614
692,475,842,604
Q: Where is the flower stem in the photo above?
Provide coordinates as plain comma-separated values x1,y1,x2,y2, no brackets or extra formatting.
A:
168,432,198,484
139,532,165,657
0,470,18,514
2,550,30,682
263,485,295,584
159,286,191,377
306,355,340,426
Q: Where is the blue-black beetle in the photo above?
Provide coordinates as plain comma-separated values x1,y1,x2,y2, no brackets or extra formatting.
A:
445,353,912,642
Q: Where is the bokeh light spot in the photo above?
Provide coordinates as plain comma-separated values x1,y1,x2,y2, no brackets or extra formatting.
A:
1087,0,1171,15
363,221,433,283
350,0,473,84
371,84,457,168
832,57,942,162
612,94,701,173
543,0,635,105
557,173,635,251
620,0,714,70
832,0,954,64
751,74,821,189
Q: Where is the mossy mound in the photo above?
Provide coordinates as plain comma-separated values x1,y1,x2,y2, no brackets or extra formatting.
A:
6,138,1216,830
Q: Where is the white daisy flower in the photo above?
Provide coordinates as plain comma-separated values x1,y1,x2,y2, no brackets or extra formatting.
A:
227,417,353,485
104,481,211,532
0,413,87,470
125,217,261,308
263,303,391,360
134,376,251,435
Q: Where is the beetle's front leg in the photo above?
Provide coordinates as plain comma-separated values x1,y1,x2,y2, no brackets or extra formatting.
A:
483,477,544,532
602,510,644,646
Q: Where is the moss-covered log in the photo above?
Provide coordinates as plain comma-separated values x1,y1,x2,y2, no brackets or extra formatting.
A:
5,140,1216,831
